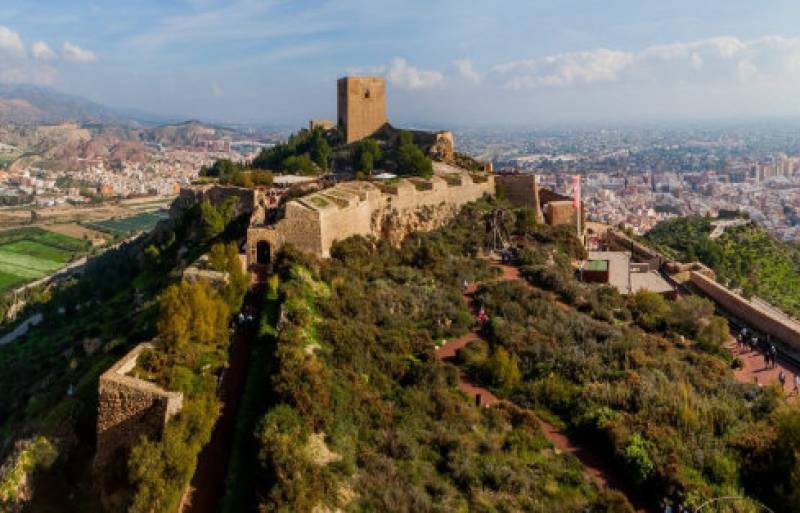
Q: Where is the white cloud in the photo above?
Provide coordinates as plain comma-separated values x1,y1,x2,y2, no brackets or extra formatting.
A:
496,49,633,88
0,26,25,57
494,36,800,88
454,59,481,84
63,41,96,63
211,82,223,97
387,58,444,90
346,64,387,76
31,41,57,62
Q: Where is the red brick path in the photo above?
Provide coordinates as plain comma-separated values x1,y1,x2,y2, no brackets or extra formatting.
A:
727,340,800,403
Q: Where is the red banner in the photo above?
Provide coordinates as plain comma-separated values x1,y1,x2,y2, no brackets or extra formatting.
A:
572,175,581,208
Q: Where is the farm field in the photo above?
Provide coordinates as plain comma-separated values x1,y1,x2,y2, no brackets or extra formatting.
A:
0,227,87,293
41,223,109,245
84,211,168,236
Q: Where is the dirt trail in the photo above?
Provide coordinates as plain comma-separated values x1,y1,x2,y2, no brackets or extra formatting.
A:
436,263,652,513
180,285,264,513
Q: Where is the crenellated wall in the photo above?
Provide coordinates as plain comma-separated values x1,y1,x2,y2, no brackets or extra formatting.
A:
246,171,494,265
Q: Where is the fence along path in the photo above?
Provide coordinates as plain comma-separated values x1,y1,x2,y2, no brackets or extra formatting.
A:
435,263,652,513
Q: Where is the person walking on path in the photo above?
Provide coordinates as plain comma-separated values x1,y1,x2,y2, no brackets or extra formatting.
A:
779,370,786,390
770,345,778,369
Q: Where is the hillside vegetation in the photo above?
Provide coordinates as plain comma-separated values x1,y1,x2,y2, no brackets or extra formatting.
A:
644,216,800,316
246,203,800,513
238,201,632,513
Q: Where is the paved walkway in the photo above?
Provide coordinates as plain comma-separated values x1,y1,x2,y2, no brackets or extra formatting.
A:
436,263,651,512
727,340,800,403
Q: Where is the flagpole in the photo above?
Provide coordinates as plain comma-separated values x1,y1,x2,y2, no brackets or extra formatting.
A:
573,174,582,242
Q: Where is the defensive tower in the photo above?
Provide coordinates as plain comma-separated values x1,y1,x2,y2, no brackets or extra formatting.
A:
337,76,387,143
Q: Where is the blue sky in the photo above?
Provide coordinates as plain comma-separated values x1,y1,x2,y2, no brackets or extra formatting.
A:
2,1,800,126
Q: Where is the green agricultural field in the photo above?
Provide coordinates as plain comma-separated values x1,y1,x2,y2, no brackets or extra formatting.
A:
85,211,168,236
0,227,87,293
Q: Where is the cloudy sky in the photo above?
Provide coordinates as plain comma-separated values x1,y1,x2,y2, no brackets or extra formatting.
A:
3,0,800,126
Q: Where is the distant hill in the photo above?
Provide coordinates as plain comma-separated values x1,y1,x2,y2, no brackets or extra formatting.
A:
0,84,129,125
142,120,241,147
644,216,800,316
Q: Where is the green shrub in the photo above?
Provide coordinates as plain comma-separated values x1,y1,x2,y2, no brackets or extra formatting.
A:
624,433,654,484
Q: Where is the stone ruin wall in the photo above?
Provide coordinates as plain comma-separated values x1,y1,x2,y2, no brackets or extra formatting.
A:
690,271,800,352
318,174,493,257
172,184,256,220
94,343,183,471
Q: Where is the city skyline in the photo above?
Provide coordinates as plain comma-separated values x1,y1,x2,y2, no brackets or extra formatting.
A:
3,1,800,125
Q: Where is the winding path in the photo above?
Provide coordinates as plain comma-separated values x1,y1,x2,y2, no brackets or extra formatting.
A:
436,263,652,513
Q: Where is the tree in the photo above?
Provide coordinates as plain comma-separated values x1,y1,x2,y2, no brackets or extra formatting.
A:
199,197,238,240
231,171,254,188
629,290,670,331
281,154,317,175
395,138,432,178
353,139,382,175
156,284,192,350
309,129,332,170
200,159,239,179
483,346,521,391
696,316,729,351
156,281,230,353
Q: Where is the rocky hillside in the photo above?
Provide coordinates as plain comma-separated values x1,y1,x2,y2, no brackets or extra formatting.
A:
0,84,125,125
142,120,240,147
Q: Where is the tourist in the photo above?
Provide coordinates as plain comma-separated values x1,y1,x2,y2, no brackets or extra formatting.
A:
779,370,786,389
794,373,800,395
770,345,778,369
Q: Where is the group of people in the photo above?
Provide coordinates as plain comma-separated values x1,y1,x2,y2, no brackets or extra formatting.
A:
736,327,779,368
736,327,800,394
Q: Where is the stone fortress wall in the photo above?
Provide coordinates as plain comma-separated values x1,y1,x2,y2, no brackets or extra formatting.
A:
246,166,494,264
690,271,800,350
604,228,800,353
94,343,183,470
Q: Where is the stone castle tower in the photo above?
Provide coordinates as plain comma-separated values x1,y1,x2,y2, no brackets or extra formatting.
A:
337,76,387,143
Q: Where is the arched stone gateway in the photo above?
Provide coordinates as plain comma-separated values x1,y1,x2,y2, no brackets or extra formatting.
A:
256,240,271,265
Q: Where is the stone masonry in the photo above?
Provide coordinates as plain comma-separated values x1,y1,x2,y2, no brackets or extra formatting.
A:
247,164,494,265
337,76,387,144
94,343,183,470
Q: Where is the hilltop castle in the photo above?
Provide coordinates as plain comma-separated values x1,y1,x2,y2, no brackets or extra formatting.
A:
246,163,494,265
241,75,493,265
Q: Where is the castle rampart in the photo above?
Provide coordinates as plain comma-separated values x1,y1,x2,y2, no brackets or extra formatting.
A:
94,343,183,470
690,271,800,351
246,168,494,265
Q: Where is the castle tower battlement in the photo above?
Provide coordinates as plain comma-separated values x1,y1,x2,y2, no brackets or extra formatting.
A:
337,76,387,144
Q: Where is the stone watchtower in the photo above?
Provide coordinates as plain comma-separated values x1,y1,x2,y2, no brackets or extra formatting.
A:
337,76,387,144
